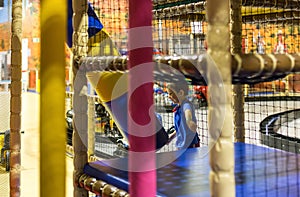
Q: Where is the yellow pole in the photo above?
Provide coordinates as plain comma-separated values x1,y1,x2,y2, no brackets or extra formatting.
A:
40,0,66,197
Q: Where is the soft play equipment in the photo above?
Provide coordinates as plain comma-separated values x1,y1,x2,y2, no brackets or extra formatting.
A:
81,142,300,196
86,71,169,150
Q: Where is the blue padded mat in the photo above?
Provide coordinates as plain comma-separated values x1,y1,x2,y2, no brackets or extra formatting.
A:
84,143,300,197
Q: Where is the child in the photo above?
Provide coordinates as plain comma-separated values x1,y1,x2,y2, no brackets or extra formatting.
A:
274,30,288,54
255,35,265,54
167,82,200,149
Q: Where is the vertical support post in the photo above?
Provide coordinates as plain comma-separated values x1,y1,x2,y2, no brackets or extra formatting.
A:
10,0,22,196
88,96,95,157
190,34,194,54
231,0,245,142
158,19,163,51
284,76,289,95
40,0,66,196
128,0,156,196
206,0,235,196
72,0,89,196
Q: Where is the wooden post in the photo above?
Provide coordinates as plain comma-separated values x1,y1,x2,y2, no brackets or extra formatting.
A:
10,0,22,196
40,0,67,196
231,0,245,142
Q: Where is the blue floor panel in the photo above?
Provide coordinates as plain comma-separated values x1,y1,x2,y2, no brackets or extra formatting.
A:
84,143,300,197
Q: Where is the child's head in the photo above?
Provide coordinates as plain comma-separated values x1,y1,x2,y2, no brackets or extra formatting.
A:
166,81,189,104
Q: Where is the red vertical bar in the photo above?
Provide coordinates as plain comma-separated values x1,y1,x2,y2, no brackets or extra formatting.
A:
128,0,156,196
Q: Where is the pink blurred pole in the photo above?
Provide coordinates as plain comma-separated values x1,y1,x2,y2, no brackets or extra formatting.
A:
128,0,156,196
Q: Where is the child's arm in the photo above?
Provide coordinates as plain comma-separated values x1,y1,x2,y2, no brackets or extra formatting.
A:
185,109,197,132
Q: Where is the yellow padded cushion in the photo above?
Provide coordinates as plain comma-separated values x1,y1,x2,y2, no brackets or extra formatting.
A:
87,71,128,102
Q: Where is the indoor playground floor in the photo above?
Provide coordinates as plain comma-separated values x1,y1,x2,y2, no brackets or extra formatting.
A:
0,92,75,197
1,92,300,196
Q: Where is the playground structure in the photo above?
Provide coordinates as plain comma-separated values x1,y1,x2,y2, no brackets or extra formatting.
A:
66,0,300,196
3,0,300,197
0,130,10,172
